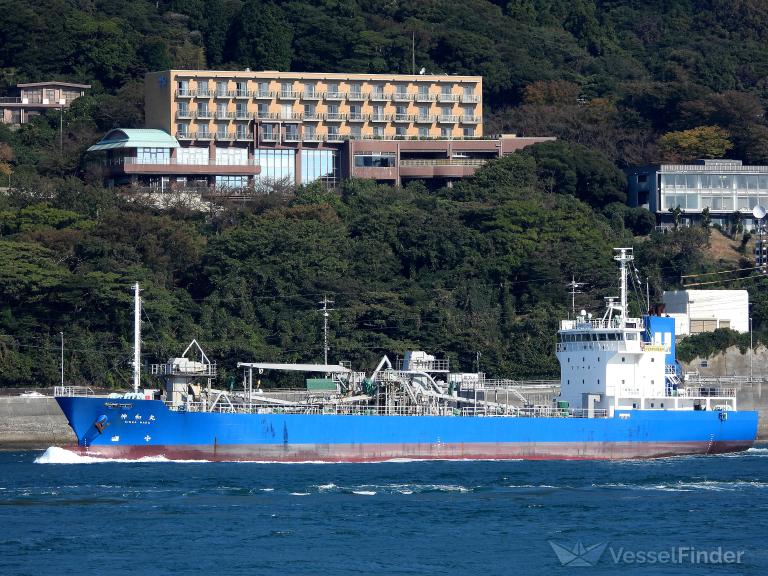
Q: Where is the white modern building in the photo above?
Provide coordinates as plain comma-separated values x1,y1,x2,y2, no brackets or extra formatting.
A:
626,159,768,228
663,290,749,336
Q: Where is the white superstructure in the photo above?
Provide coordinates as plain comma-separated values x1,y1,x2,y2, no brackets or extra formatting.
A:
556,248,737,416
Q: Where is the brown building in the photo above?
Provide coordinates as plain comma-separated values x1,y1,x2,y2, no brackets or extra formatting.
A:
0,81,91,126
88,69,553,193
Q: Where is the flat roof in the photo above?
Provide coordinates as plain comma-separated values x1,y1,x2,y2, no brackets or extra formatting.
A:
151,69,482,81
17,81,91,89
87,129,179,152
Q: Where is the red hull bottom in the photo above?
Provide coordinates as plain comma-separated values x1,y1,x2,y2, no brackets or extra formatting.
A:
62,441,754,462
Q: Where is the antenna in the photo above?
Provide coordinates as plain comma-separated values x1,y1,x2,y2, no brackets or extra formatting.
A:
613,248,634,326
319,295,334,365
566,276,585,317
133,282,141,393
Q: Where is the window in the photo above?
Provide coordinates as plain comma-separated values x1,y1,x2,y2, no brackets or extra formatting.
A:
327,82,339,94
177,147,208,165
236,81,247,96
178,102,188,115
396,126,406,137
373,126,384,137
350,82,362,97
197,102,208,116
304,82,316,96
441,85,452,95
254,148,296,184
396,85,407,97
216,175,247,188
327,104,339,115
350,125,361,138
463,85,473,97
216,148,247,165
236,102,247,118
198,81,209,96
257,81,269,95
304,103,316,117
176,123,187,136
372,84,384,98
441,106,452,117
281,103,293,118
349,104,361,118
217,103,227,117
418,126,429,138
301,149,338,185
216,123,228,138
257,103,269,118
354,153,396,168
441,127,451,138
463,127,475,137
327,126,339,138
136,147,170,164
236,124,248,138
281,82,292,94
178,80,189,94
216,81,228,96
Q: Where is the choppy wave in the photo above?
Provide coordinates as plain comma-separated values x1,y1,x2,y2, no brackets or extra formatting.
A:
594,479,768,492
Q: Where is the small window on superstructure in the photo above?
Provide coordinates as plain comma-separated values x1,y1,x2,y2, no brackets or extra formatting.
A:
621,357,626,362
632,403,637,408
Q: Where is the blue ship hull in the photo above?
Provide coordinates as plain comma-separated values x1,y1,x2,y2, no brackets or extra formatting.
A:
54,397,759,461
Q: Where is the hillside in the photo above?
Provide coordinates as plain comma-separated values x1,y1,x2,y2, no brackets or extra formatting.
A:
2,0,768,386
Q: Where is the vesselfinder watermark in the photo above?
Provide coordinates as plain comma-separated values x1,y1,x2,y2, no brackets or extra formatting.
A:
549,540,746,567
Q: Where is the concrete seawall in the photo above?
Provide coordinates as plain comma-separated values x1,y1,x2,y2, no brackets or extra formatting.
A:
0,396,75,448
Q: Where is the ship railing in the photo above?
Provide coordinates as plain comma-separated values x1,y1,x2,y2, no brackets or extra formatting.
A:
54,385,94,397
151,363,217,377
675,386,737,398
166,400,608,418
396,358,450,372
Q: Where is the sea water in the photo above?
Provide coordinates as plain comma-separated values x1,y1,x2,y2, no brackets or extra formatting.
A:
1,448,767,575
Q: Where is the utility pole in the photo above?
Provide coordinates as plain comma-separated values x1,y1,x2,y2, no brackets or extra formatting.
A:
319,296,334,365
60,331,64,387
750,316,753,381
411,31,416,75
59,106,63,155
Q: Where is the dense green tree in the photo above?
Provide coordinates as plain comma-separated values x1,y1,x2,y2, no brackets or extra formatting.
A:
229,1,293,71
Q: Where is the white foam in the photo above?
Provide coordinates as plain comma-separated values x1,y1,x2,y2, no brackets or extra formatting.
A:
316,483,338,491
34,447,207,464
259,488,275,492
352,490,376,496
289,492,310,496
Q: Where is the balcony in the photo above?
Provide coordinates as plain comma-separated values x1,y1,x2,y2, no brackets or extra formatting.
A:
460,115,481,124
196,131,214,140
254,91,274,99
283,132,300,143
176,110,194,119
325,91,345,101
234,90,250,98
278,90,301,99
437,115,458,123
302,112,322,121
235,131,252,141
415,92,437,102
393,114,415,123
302,91,322,100
216,132,236,141
438,93,460,103
370,92,388,101
348,92,367,101
348,113,367,122
110,156,260,176
370,114,391,123
392,92,413,102
260,132,279,142
303,132,323,143
461,94,479,103
415,115,435,123
325,113,347,122
254,112,279,120
196,110,214,119
215,111,234,120
400,158,487,167
196,90,212,98
176,132,193,140
176,90,194,98
215,91,230,99
326,132,345,142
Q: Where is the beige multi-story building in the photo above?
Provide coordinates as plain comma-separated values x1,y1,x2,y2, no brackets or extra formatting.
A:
88,69,553,193
145,70,484,142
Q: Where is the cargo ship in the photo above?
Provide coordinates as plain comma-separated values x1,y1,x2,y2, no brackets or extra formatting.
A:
55,248,758,461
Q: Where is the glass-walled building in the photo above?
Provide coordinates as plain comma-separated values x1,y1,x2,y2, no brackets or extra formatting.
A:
626,159,768,228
